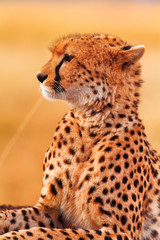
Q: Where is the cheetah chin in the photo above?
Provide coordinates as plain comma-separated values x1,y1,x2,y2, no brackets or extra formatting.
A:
40,84,58,100
41,83,91,107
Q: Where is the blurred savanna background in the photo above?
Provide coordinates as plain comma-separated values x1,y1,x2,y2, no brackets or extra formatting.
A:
0,0,160,206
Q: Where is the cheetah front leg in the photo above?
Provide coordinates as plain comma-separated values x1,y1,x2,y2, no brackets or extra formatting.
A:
0,203,64,235
0,227,131,240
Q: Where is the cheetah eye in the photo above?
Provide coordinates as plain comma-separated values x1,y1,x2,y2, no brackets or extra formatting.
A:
63,54,74,62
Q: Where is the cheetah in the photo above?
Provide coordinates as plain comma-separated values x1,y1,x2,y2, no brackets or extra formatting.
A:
0,33,160,240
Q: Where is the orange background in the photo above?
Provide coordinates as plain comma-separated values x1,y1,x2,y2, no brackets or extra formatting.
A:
0,1,160,205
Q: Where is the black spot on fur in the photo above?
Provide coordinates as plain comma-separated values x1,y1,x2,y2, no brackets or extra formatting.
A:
50,184,57,195
55,178,63,189
88,186,96,194
100,207,112,217
94,196,104,205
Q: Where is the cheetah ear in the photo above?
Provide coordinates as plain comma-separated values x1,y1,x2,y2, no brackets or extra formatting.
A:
120,45,145,66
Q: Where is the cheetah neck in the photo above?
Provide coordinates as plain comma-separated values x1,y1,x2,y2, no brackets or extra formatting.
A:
72,80,140,122
73,97,141,136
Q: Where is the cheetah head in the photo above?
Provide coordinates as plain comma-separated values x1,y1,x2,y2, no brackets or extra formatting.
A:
37,34,145,110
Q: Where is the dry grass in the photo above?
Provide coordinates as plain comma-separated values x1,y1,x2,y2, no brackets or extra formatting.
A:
0,1,160,205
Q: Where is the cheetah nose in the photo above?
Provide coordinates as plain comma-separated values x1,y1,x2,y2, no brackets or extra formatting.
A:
37,73,48,83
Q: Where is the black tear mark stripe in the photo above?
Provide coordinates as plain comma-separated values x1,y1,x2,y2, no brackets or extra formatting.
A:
55,54,74,82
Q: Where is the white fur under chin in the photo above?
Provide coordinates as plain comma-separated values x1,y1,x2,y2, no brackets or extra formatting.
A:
40,85,58,101
40,84,91,107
